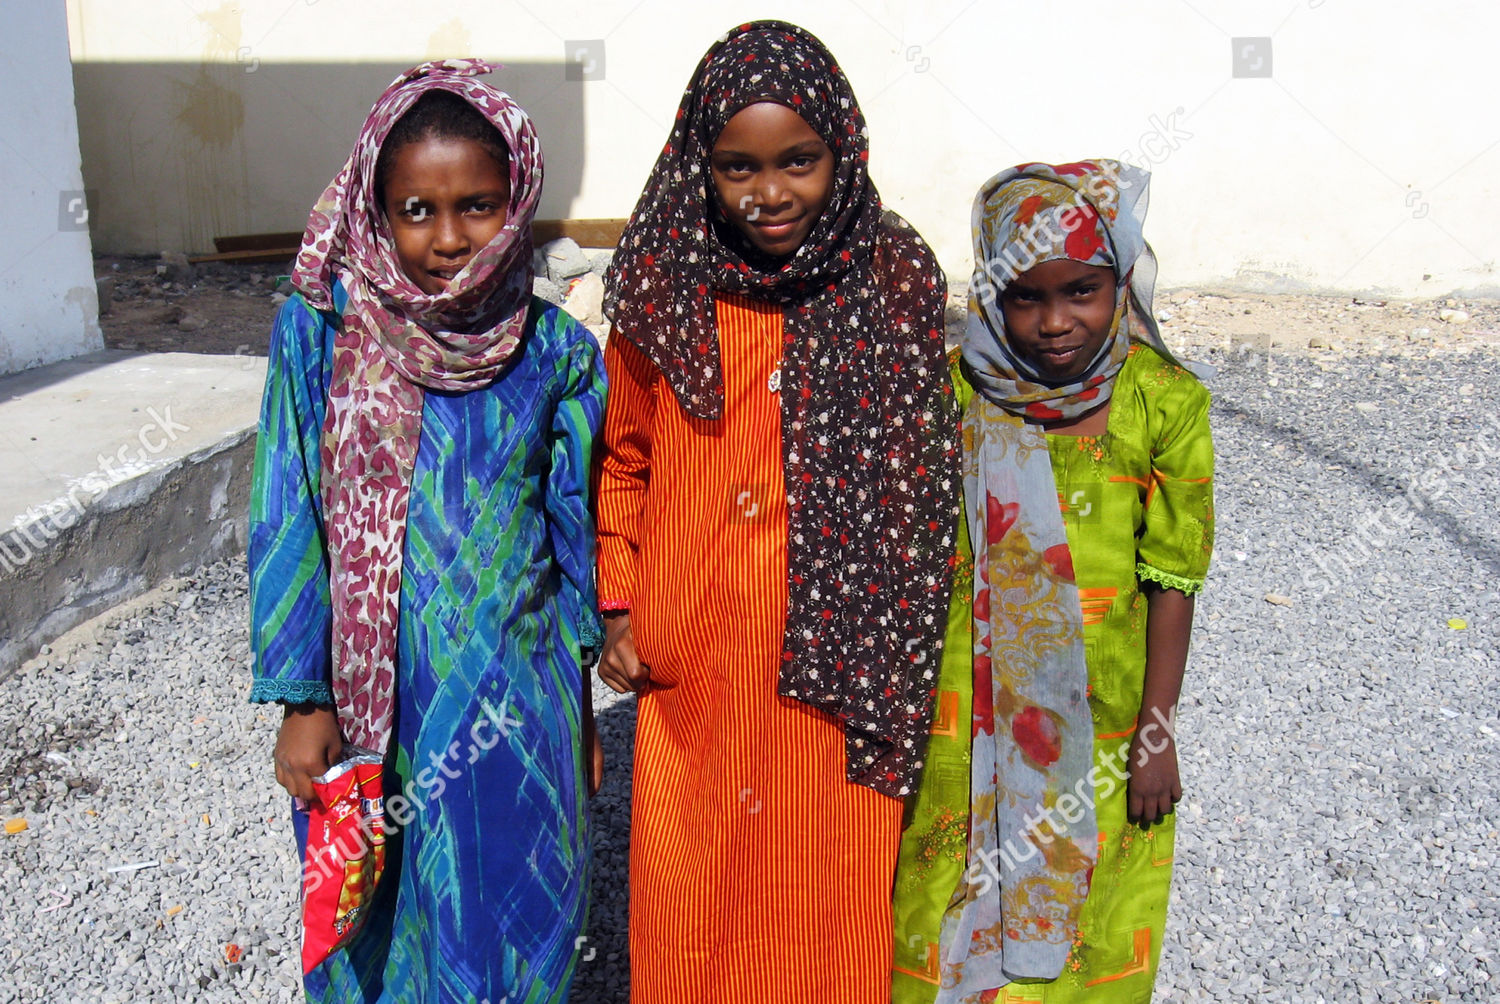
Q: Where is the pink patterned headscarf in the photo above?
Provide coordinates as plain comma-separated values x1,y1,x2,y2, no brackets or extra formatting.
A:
290,59,543,755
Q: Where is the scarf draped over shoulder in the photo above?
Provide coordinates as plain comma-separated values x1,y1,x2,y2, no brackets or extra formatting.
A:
290,59,544,755
605,22,958,796
935,160,1179,994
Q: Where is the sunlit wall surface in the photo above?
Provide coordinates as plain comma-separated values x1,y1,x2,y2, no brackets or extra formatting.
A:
67,0,1498,296
3,2,101,375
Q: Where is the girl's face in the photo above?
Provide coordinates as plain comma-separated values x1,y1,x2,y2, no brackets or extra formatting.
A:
381,135,510,295
709,101,834,259
1000,260,1117,382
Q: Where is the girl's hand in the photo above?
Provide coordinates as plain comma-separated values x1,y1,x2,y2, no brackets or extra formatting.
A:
582,677,604,797
597,611,651,694
1134,585,1193,828
273,704,342,803
1127,729,1181,828
585,715,604,797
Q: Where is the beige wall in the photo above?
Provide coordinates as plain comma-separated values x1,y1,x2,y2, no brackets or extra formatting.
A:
68,0,1499,296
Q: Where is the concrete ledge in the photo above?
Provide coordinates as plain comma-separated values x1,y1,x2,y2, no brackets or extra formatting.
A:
0,350,266,677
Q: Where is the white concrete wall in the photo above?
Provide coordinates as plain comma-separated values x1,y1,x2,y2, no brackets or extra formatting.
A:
67,0,1499,297
1,1,101,376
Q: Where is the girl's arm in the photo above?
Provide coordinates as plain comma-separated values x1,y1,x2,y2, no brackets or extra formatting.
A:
250,295,342,802
544,329,608,795
1129,361,1214,826
1129,586,1193,825
594,336,657,695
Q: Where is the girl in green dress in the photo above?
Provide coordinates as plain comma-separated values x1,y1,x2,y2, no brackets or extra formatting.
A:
892,160,1214,1003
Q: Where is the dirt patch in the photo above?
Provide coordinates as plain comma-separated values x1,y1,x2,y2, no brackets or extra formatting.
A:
2,577,194,813
0,713,116,813
1152,288,1500,356
96,254,288,357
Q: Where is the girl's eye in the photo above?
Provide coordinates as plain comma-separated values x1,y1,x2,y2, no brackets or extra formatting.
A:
398,198,430,221
787,155,816,170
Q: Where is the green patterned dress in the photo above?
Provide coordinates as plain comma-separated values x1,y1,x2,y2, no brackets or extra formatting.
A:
894,344,1214,1003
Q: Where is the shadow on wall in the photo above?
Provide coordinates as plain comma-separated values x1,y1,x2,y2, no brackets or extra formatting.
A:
71,60,586,256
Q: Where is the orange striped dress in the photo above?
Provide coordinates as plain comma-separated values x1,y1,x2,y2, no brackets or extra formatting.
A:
597,293,904,1003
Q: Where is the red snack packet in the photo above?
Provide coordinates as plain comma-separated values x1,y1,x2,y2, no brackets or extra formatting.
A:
293,747,386,974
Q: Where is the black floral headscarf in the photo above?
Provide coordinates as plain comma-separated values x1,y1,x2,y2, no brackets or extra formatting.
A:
605,20,958,797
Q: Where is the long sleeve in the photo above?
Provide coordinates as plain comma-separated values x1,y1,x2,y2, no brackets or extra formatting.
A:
546,328,608,651
594,334,659,609
248,294,335,705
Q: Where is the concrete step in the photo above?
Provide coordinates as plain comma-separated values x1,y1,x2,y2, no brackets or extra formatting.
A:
0,350,266,678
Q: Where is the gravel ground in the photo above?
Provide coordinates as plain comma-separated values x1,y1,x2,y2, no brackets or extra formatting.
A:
2,319,1497,1002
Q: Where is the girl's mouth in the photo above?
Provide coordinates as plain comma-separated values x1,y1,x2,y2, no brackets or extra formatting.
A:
1039,345,1084,367
754,217,802,239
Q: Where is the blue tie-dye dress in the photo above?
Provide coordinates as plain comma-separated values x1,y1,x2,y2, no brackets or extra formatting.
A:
248,281,604,1003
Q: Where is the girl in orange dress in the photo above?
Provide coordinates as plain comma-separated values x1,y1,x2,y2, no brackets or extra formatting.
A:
594,20,959,1004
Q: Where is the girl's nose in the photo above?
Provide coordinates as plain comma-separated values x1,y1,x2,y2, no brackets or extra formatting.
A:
757,177,791,211
433,214,468,257
1040,300,1072,335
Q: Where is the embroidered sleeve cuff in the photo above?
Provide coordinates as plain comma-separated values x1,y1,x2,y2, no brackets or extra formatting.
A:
1136,562,1206,596
600,599,631,612
250,678,334,706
